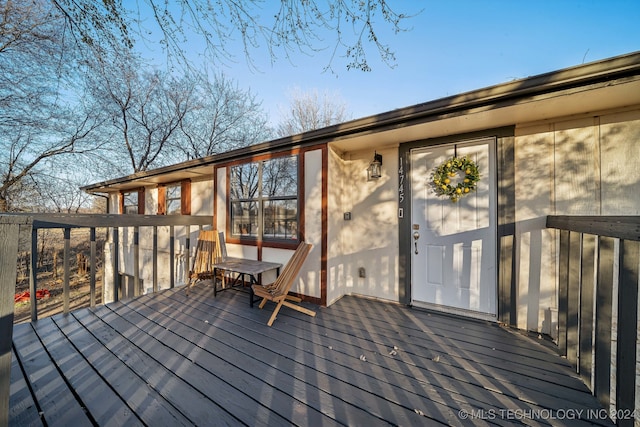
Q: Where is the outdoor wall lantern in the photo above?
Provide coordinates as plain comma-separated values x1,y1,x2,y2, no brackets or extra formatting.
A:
367,151,383,180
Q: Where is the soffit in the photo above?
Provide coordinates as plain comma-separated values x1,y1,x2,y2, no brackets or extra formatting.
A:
329,76,640,153
85,164,213,193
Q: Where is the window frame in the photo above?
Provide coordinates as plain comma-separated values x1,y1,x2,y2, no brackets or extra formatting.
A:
157,180,191,215
120,189,144,214
227,151,301,247
165,183,182,215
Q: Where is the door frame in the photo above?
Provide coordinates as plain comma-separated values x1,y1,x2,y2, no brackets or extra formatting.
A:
397,127,516,323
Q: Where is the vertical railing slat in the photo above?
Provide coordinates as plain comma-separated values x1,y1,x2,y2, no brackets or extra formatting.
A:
566,231,582,367
594,235,614,409
90,227,96,307
557,229,570,356
579,233,596,385
616,239,639,427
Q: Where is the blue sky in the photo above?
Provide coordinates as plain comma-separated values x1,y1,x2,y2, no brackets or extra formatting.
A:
150,1,640,126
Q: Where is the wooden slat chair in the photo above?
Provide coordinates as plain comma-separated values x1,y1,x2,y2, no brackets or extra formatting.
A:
186,230,225,295
251,242,315,326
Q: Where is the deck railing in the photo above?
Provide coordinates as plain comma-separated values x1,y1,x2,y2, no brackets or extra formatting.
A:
5,213,213,321
546,215,639,426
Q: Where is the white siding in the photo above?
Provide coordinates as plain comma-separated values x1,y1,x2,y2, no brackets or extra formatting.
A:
514,109,640,333
327,145,399,305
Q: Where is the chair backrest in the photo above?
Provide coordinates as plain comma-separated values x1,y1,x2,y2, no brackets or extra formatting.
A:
217,231,227,259
268,242,312,298
191,230,220,274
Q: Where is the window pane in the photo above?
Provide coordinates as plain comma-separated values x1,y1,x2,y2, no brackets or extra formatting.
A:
231,201,258,236
263,199,297,239
230,163,259,200
262,156,297,197
166,185,181,215
123,192,138,214
166,199,181,215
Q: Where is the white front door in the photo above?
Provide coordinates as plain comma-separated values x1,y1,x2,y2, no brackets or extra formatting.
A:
410,138,497,318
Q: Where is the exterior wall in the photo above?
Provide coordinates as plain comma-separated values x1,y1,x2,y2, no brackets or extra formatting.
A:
191,179,214,216
513,108,640,333
216,167,227,239
513,123,557,334
326,145,399,305
301,149,323,298
326,148,345,305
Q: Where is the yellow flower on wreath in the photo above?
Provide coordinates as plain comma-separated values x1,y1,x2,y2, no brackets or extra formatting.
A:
430,156,480,202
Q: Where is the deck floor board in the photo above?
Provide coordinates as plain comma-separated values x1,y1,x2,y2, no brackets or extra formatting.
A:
9,348,42,427
163,289,542,426
31,317,144,427
143,289,419,426
317,298,597,403
12,322,93,427
53,310,196,427
10,283,612,426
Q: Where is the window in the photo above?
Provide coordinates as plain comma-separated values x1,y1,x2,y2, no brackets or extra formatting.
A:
230,155,298,241
123,191,140,214
158,180,190,215
166,184,181,215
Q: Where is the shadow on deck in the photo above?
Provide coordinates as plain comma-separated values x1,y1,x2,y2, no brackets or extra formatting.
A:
10,283,611,426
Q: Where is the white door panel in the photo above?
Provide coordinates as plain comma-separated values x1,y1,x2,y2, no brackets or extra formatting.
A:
410,139,496,317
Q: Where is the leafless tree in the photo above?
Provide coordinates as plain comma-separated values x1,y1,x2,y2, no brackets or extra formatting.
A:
50,0,413,72
31,173,94,213
1,1,413,212
175,72,271,160
0,1,108,212
87,53,192,172
88,53,269,172
276,88,351,137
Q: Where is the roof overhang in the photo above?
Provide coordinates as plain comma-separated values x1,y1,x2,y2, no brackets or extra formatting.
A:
83,51,640,194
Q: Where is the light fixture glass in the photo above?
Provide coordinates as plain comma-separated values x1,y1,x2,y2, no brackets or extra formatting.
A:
367,151,383,180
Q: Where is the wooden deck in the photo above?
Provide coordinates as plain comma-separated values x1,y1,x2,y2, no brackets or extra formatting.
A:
9,283,612,426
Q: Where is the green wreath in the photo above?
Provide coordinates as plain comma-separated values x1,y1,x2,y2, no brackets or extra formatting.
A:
431,156,480,202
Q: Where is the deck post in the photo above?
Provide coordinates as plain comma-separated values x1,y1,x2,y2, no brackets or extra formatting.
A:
113,227,120,303
153,226,158,293
90,227,96,307
63,227,71,313
185,225,190,287
170,225,175,288
134,226,140,297
29,228,38,322
0,216,32,427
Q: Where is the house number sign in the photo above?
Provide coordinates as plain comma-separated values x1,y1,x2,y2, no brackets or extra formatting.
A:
398,156,405,218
